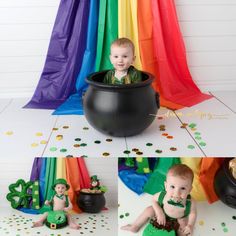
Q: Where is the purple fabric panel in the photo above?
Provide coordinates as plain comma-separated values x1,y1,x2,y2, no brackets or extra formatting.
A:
24,0,90,109
30,158,42,181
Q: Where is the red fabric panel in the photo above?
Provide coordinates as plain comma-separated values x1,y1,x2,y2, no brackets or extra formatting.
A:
77,158,91,189
150,0,212,107
137,0,183,109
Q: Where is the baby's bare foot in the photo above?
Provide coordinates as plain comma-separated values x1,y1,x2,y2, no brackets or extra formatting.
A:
121,224,139,233
32,221,44,228
69,222,80,230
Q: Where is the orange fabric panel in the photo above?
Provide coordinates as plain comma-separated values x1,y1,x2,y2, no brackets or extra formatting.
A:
199,158,224,203
65,158,82,213
150,0,212,108
137,0,183,109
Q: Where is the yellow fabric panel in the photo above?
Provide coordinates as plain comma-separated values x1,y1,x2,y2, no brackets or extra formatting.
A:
56,158,66,179
118,0,142,70
180,158,207,201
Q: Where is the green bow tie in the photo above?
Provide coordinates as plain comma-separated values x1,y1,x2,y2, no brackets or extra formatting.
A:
167,199,184,208
55,194,64,200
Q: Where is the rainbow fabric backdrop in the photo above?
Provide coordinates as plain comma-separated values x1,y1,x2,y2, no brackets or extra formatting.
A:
27,158,90,213
119,157,224,203
25,0,212,114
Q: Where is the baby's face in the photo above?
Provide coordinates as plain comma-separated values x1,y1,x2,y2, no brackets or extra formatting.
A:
165,174,192,203
55,184,66,195
110,45,135,72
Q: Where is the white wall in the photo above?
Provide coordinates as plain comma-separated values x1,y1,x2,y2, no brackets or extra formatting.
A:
0,0,60,98
0,157,118,209
176,0,236,91
0,0,236,97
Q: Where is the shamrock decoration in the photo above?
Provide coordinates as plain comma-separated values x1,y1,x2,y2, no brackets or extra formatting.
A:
6,179,33,209
31,180,40,210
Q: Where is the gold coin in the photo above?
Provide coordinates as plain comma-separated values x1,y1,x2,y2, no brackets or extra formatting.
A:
56,135,63,140
5,131,13,135
40,140,47,144
31,143,38,147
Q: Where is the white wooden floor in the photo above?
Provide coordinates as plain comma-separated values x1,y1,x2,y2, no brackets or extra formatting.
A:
0,91,235,158
0,207,117,236
118,178,236,236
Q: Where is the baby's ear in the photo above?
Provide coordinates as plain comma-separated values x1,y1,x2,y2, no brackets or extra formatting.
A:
190,185,193,192
164,181,167,190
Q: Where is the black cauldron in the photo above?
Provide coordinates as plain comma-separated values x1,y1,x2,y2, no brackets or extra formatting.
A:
214,158,236,208
83,70,159,137
78,191,106,213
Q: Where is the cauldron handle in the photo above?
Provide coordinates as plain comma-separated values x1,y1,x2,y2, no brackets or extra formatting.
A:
155,92,160,108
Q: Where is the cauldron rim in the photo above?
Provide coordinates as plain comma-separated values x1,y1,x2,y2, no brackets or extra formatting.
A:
79,190,105,196
85,70,155,90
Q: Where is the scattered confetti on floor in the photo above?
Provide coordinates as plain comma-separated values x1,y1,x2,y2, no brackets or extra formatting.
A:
199,220,204,226
155,149,163,153
0,209,117,236
31,143,39,147
40,140,47,145
186,123,207,148
1,97,236,157
5,131,13,135
146,143,153,146
188,145,195,149
102,152,110,157
50,147,57,152
56,135,63,140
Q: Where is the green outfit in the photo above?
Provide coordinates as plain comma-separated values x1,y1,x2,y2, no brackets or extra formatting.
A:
142,191,192,236
103,66,142,84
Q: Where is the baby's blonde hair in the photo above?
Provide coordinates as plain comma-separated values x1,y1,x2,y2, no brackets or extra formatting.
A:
168,164,194,184
111,37,135,55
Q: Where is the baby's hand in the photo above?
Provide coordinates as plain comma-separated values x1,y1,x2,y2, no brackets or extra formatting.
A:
44,200,51,206
182,224,193,235
155,210,166,225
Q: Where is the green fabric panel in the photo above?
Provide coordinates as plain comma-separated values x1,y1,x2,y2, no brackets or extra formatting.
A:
125,158,135,167
31,180,40,210
143,158,180,195
95,0,118,71
44,158,57,201
95,0,106,71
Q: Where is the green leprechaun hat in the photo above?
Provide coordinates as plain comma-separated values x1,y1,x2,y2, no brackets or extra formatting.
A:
90,175,99,182
52,178,70,190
